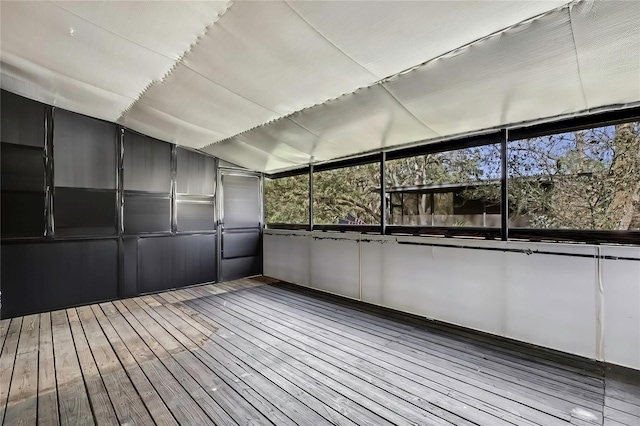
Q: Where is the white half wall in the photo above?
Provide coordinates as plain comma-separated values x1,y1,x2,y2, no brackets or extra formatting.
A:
264,229,640,370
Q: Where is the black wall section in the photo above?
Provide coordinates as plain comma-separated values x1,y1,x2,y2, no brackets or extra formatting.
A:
54,188,117,236
223,230,261,259
137,235,217,293
177,199,216,232
0,240,118,318
53,109,116,189
220,172,263,281
123,195,171,234
1,90,264,318
1,192,45,238
123,131,171,192
222,174,261,228
1,93,46,239
177,148,216,195
1,90,45,147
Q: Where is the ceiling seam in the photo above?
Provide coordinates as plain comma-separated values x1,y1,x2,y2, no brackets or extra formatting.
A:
282,0,379,81
378,84,441,138
115,0,235,123
203,1,575,150
566,3,591,111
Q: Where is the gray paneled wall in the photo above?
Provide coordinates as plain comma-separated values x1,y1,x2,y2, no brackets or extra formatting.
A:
1,90,263,319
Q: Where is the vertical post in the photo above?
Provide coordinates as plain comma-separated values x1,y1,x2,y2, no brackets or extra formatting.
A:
430,193,435,226
309,165,314,232
170,144,177,234
501,129,509,241
117,127,125,235
215,157,223,283
116,126,125,297
380,152,386,235
44,106,55,237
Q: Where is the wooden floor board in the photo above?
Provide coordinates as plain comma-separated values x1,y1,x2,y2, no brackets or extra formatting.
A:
4,314,39,426
2,277,640,425
37,312,60,426
254,282,605,395
0,318,22,425
50,310,95,426
199,285,575,426
113,299,237,426
245,282,606,415
100,302,217,426
181,289,426,426
187,285,485,426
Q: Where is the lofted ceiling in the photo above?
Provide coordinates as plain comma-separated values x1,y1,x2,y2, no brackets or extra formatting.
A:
1,1,639,173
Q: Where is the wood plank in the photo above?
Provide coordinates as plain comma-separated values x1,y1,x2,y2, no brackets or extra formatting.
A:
38,312,60,426
151,293,328,426
189,285,572,426
604,405,640,426
89,305,178,426
249,282,605,409
180,287,464,426
170,289,363,426
116,298,253,426
259,281,605,390
0,318,22,424
0,319,11,354
135,296,307,426
99,302,216,425
74,306,156,425
255,281,604,395
4,314,40,425
67,308,118,426
273,280,604,377
51,309,95,426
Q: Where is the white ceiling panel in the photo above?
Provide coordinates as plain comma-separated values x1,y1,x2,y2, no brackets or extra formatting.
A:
0,1,177,120
2,1,638,174
51,1,229,60
570,0,640,109
286,0,568,79
202,138,297,173
1,51,134,122
118,101,228,149
120,63,278,144
289,84,438,160
181,0,377,115
383,6,585,137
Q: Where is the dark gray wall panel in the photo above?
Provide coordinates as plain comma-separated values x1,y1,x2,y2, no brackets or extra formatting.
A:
1,191,45,237
138,235,216,293
175,234,217,287
1,90,45,147
123,131,171,192
222,174,260,228
138,237,173,293
54,188,116,236
221,256,262,282
1,143,44,191
177,201,215,232
123,195,170,234
1,240,118,318
222,231,261,259
53,109,116,189
177,148,216,195
122,238,139,297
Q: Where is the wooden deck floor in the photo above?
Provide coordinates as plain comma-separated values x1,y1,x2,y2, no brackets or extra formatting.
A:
1,277,639,426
